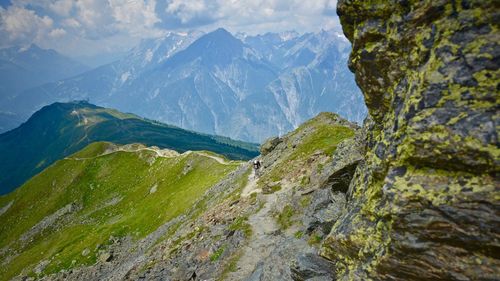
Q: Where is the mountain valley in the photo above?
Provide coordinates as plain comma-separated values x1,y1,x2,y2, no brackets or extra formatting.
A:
0,29,366,142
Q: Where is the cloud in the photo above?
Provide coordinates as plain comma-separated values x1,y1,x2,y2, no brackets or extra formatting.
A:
49,0,73,17
0,5,53,45
109,0,162,37
158,0,340,34
0,0,341,57
166,0,209,24
48,27,65,37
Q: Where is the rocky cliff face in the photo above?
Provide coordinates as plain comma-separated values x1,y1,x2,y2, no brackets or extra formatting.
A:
320,1,499,280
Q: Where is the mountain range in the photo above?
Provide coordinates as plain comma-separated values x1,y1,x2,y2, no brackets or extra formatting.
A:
0,44,89,132
0,101,258,195
0,28,366,142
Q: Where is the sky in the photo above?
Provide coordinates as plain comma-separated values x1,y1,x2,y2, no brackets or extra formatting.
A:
0,0,340,58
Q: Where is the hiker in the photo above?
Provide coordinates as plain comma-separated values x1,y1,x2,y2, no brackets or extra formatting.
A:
253,159,262,178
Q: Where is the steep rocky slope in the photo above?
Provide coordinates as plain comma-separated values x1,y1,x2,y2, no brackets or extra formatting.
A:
319,1,500,280
0,112,359,280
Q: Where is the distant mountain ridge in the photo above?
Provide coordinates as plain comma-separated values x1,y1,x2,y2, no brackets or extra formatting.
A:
0,44,89,94
1,29,366,141
0,101,258,195
0,44,90,132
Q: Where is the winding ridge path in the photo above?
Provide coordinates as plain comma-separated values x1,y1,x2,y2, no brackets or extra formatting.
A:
66,147,236,166
241,169,262,197
226,169,284,280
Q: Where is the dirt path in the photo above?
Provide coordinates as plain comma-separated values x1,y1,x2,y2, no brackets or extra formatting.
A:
226,171,284,280
65,147,178,160
189,151,234,165
241,169,262,197
66,148,235,166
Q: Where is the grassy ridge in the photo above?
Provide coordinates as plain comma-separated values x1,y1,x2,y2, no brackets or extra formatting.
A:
0,142,241,279
258,112,355,186
0,101,258,194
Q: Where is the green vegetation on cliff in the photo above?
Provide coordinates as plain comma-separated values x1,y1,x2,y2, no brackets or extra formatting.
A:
0,142,241,279
258,112,356,188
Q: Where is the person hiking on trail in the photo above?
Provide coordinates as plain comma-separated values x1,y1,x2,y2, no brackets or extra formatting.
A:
253,159,262,178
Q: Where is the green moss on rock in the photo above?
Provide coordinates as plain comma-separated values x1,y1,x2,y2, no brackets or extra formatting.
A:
320,0,500,280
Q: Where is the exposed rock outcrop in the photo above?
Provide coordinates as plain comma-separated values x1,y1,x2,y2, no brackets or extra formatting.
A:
260,137,282,156
290,253,336,281
320,1,500,280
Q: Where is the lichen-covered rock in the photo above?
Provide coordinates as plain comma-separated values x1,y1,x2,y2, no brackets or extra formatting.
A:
260,136,282,156
320,1,500,280
290,253,336,281
303,189,346,235
318,133,365,193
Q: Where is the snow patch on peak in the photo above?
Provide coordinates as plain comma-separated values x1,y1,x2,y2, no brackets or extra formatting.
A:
144,49,154,63
279,31,299,41
121,71,131,83
18,46,30,52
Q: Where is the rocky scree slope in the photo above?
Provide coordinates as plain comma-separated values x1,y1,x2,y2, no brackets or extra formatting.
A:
317,1,500,280
118,112,359,281
0,101,258,195
0,142,242,280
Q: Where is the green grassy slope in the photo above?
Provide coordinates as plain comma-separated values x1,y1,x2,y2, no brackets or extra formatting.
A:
0,101,258,194
0,142,241,279
258,112,356,187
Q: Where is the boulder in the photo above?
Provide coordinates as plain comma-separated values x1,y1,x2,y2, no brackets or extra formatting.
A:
317,137,364,193
303,189,345,235
260,137,282,156
245,262,264,281
99,252,113,263
290,253,336,281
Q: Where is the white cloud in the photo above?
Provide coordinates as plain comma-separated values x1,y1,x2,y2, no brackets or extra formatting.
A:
62,18,80,29
0,0,342,57
160,0,340,35
0,6,53,45
49,0,73,17
74,0,116,38
49,27,66,37
109,0,163,37
166,0,208,23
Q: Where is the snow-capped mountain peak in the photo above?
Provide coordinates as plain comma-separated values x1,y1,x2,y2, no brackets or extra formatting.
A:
2,29,366,142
